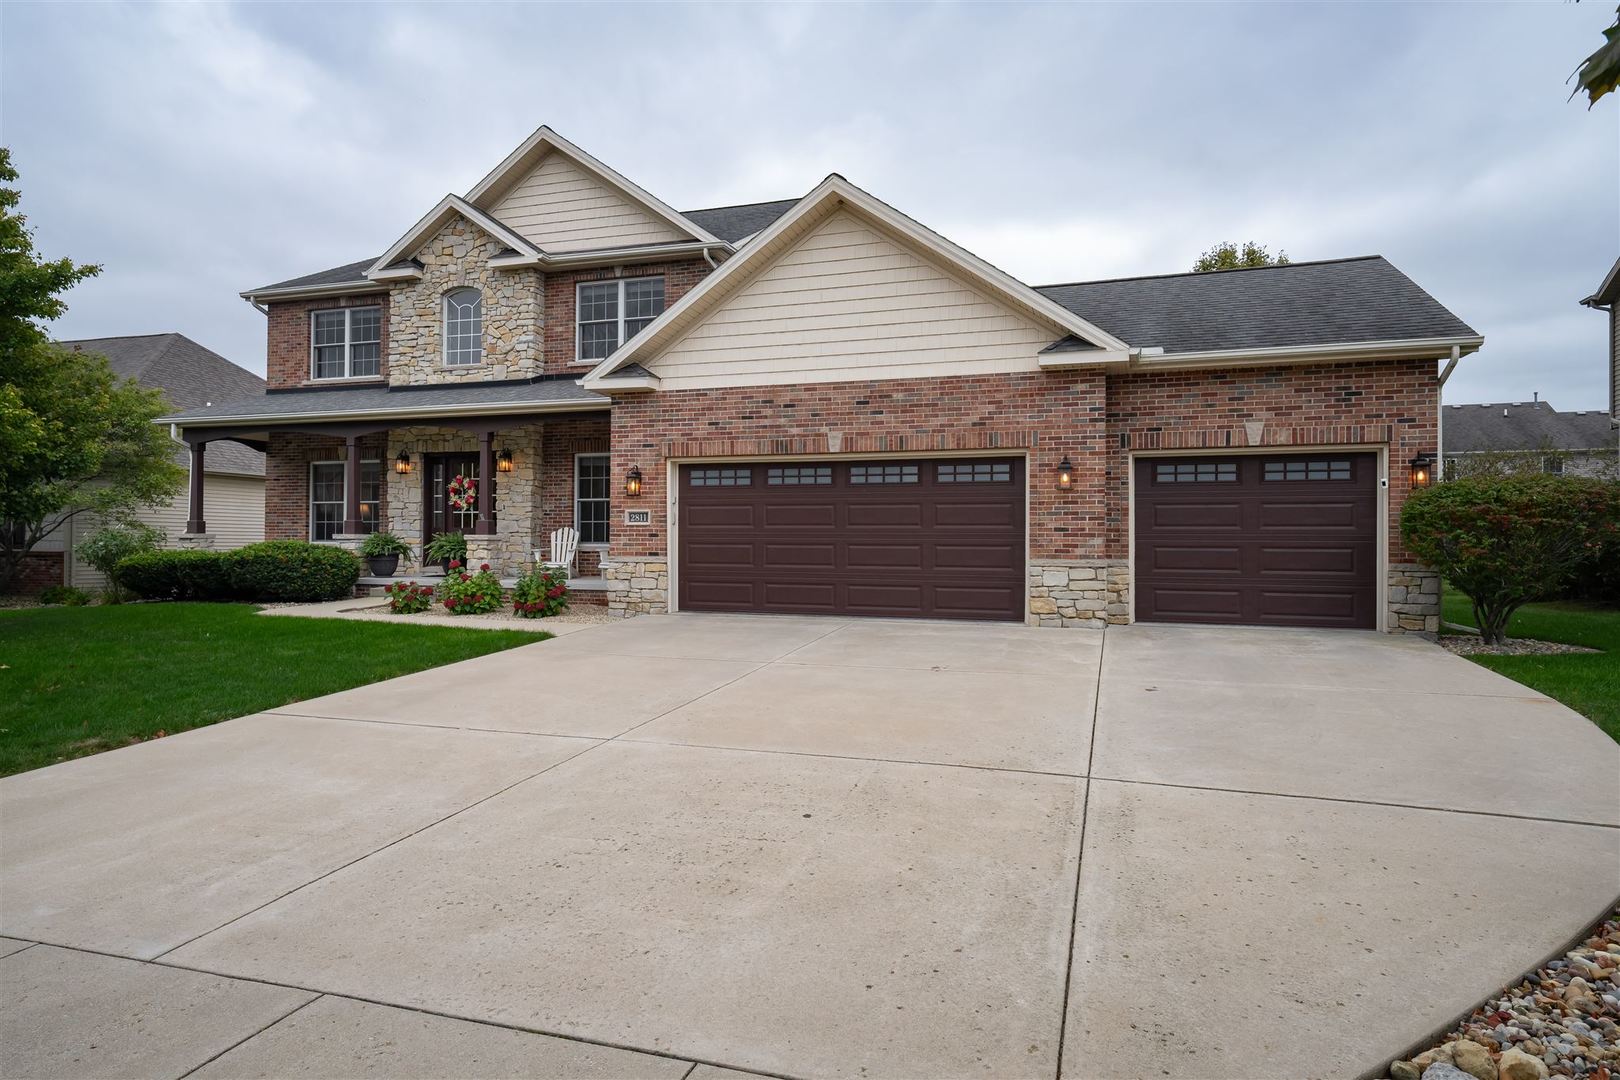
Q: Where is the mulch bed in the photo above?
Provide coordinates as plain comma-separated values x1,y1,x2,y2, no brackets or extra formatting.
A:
1439,634,1601,657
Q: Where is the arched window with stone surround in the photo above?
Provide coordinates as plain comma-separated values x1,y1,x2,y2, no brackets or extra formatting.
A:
443,288,483,366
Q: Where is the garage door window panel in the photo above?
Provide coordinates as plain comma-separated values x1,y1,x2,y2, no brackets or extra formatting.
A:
1155,461,1237,483
767,466,833,486
1263,460,1352,481
938,462,1011,483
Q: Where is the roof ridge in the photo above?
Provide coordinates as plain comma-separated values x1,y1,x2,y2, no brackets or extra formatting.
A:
1036,255,1385,291
57,331,183,344
681,197,798,214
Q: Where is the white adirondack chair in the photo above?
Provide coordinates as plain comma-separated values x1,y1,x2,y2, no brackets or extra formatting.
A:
535,526,579,581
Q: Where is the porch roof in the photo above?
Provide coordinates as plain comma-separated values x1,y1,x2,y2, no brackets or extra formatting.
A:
160,376,609,429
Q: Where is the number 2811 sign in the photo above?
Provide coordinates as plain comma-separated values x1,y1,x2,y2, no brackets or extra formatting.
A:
624,509,651,525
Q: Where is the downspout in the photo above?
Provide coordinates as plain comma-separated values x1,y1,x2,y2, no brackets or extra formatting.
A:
243,295,268,317
701,245,719,270
1436,346,1461,479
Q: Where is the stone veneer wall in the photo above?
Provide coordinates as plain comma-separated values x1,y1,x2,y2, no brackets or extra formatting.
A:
1027,560,1130,628
1388,565,1441,635
384,425,541,574
600,559,668,617
388,218,543,386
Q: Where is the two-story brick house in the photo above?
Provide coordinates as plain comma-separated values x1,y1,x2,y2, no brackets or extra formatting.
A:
163,126,1481,632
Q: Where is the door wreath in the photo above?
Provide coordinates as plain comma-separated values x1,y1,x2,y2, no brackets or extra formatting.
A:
447,473,477,512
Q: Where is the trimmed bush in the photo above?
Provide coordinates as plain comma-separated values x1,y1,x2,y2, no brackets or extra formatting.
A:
1402,474,1620,643
38,584,92,607
115,550,238,601
78,522,164,602
230,540,360,602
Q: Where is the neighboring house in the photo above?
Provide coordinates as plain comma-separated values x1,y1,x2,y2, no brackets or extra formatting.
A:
26,334,265,593
1581,256,1620,426
162,126,1483,633
1442,400,1618,480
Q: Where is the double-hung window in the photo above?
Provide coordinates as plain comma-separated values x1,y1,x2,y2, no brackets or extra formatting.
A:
310,460,382,541
576,276,664,362
310,307,381,380
574,454,611,545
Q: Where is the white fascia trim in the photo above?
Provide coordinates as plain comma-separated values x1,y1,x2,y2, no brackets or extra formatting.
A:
240,282,389,303
487,239,732,272
163,398,610,428
462,125,722,246
1037,349,1132,369
369,265,423,282
364,194,541,279
581,375,659,394
583,174,1129,387
1127,335,1485,371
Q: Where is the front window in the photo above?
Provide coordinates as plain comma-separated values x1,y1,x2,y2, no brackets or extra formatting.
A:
310,460,382,541
576,276,665,362
574,454,611,545
443,288,483,366
310,306,381,380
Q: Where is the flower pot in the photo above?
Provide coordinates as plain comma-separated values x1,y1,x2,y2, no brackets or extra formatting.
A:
367,554,400,577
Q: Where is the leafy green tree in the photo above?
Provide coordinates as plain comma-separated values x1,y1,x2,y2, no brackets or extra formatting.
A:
1193,241,1291,272
1573,4,1620,107
0,148,183,592
1401,474,1619,644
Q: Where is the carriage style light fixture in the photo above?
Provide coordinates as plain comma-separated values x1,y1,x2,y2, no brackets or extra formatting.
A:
625,465,643,497
496,448,515,473
1056,456,1074,490
394,450,413,475
1408,453,1434,490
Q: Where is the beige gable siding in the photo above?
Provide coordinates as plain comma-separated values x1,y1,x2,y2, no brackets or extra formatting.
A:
649,210,1056,390
490,153,684,253
66,475,265,591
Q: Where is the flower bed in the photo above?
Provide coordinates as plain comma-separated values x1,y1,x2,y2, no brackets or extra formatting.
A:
511,564,569,619
438,560,503,615
383,581,434,614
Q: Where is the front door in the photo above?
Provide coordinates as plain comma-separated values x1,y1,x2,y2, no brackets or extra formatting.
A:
424,453,491,546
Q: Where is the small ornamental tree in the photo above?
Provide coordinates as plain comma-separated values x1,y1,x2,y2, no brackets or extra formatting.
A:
77,521,164,601
1401,475,1620,644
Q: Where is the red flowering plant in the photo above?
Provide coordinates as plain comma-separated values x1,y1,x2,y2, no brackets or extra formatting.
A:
436,561,504,615
383,580,434,615
511,564,569,618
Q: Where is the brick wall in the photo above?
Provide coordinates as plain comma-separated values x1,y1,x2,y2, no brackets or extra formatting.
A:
538,415,611,576
1103,358,1438,564
265,432,390,540
265,295,390,390
606,369,1109,565
541,259,712,377
8,551,64,595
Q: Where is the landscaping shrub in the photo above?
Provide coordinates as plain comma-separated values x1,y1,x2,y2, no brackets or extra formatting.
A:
511,564,569,618
438,560,503,615
37,584,92,607
230,540,360,602
115,550,238,601
1402,474,1620,643
383,580,435,614
77,522,164,602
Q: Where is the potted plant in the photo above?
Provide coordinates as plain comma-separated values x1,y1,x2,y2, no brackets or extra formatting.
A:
424,531,467,573
359,531,412,577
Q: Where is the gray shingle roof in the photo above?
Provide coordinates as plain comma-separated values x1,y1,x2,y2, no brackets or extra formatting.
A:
57,334,267,476
1037,256,1477,355
1442,401,1617,454
683,199,800,244
162,377,608,425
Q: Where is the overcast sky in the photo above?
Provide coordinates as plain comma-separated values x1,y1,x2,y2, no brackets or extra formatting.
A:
4,1,1617,409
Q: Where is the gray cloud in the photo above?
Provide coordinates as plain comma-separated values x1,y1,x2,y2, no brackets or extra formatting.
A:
5,1,1615,409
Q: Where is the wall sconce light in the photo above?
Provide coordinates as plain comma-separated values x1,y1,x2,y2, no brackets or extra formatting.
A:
1057,455,1074,490
625,465,643,497
496,448,514,473
1409,453,1434,490
394,451,413,475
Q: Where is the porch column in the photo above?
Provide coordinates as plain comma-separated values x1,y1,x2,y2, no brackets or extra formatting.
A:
475,429,495,535
185,440,207,534
343,434,363,534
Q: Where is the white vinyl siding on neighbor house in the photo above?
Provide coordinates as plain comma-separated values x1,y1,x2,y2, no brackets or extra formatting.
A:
489,152,686,253
63,474,265,592
647,210,1056,390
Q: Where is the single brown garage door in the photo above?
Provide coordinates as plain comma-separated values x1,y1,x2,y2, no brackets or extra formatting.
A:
678,458,1025,621
1134,453,1378,629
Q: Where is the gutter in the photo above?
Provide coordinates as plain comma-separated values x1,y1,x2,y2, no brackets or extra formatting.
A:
240,280,391,304
486,239,733,272
1123,335,1484,371
158,396,610,429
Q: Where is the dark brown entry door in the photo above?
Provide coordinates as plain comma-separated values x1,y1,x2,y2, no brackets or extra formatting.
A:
424,453,489,544
1134,453,1378,629
678,458,1025,622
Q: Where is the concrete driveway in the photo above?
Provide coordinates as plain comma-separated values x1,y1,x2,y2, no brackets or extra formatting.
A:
3,615,1617,1080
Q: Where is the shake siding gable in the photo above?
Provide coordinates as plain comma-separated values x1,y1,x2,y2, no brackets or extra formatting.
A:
491,153,685,253
647,210,1059,389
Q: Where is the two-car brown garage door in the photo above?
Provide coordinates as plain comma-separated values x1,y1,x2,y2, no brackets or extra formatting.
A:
1134,453,1378,629
677,458,1025,621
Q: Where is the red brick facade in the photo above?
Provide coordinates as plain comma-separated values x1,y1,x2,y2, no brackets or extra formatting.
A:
1103,359,1437,563
265,294,390,389
537,415,611,576
265,432,390,541
540,259,712,377
606,370,1110,564
8,551,64,595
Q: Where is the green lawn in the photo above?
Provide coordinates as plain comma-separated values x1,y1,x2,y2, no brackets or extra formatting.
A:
1440,590,1620,743
0,603,549,777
